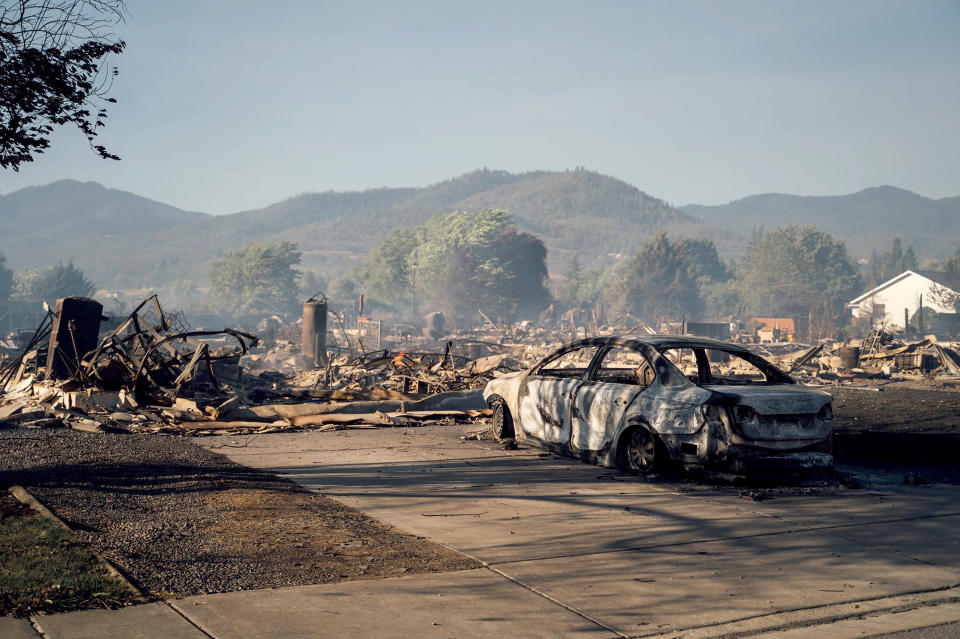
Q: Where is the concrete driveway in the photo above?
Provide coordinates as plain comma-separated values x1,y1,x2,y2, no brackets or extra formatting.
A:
178,423,960,638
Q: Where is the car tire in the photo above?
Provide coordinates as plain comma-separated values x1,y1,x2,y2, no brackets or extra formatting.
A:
491,399,515,441
621,426,661,476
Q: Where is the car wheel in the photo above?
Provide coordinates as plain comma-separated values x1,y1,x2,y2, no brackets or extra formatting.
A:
622,427,660,475
491,399,514,441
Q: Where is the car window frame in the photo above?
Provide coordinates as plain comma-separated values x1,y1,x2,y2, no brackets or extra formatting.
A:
655,344,795,386
532,343,603,380
589,344,657,388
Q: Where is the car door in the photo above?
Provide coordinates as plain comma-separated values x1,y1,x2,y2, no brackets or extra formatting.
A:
518,345,599,445
571,345,653,452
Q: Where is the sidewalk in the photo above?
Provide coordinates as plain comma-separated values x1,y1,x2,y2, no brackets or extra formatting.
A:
11,425,960,638
17,575,960,639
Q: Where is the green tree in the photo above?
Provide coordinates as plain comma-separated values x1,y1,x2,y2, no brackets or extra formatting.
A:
869,237,919,285
487,224,551,319
300,270,327,299
701,278,742,319
413,209,551,323
676,237,737,318
866,248,882,288
566,253,583,286
1,1,127,170
927,248,960,312
575,268,604,307
11,260,95,302
11,267,41,300
600,232,705,324
208,242,301,316
555,253,586,309
353,227,420,308
356,209,551,324
739,226,861,339
328,276,358,310
674,237,732,283
902,245,918,273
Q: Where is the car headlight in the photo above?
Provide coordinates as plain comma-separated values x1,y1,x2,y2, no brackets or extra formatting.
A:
817,404,833,420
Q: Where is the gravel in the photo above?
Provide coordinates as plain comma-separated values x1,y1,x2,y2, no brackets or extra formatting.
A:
0,427,476,597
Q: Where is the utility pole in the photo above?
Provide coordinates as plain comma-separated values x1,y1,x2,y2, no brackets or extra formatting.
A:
919,294,923,335
411,264,418,318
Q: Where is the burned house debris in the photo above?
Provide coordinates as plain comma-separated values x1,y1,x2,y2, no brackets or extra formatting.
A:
0,295,506,437
2,290,959,474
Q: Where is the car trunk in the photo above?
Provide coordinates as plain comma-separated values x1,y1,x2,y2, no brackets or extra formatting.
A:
704,384,833,442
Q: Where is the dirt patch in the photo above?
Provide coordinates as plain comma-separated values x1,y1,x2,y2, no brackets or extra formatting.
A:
829,382,960,483
200,488,477,584
0,429,478,599
831,383,960,434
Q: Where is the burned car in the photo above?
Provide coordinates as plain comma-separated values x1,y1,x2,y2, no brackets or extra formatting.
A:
482,336,834,474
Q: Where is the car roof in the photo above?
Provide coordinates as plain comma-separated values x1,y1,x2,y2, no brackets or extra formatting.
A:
567,334,750,351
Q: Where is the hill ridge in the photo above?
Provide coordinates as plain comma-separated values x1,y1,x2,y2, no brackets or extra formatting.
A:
2,171,956,293
681,185,959,259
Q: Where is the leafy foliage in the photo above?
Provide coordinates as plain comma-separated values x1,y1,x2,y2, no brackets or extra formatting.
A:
740,226,861,338
674,237,732,283
356,209,551,324
927,248,960,312
866,237,919,287
0,1,126,170
354,227,420,308
208,242,301,316
701,278,742,319
12,260,95,302
328,275,357,307
299,270,327,299
600,232,716,324
554,254,585,306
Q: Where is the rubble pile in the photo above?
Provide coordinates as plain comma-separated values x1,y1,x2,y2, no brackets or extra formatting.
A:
0,296,504,437
3,294,958,438
765,331,960,385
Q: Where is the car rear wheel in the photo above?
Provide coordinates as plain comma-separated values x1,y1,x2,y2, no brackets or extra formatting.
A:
622,427,660,475
491,399,514,441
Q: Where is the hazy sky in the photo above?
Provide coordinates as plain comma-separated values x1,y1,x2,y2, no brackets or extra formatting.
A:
2,0,958,214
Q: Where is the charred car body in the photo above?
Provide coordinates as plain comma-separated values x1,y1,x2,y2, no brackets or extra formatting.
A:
482,336,834,474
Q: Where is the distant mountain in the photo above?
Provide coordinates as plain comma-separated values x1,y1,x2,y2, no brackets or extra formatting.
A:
453,170,694,264
3,175,953,295
682,186,960,259
0,179,209,271
214,168,698,272
0,170,695,289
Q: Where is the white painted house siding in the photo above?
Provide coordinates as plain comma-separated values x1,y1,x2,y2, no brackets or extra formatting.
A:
847,271,956,329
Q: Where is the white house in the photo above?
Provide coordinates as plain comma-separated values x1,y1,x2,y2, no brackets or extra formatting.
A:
847,270,958,329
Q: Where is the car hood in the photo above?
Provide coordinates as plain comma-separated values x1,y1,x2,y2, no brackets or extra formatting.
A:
703,385,832,415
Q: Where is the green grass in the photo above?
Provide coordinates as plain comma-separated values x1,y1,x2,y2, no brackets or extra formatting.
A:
0,495,142,617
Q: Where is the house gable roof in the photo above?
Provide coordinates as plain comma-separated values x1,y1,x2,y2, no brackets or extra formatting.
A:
848,270,959,306
915,270,957,289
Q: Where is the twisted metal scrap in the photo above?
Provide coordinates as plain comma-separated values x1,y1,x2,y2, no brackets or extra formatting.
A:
82,295,257,402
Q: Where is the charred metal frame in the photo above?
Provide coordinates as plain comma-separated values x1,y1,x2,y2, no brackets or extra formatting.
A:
484,335,835,474
82,295,258,402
